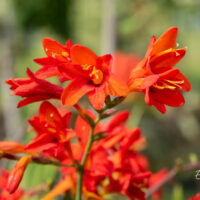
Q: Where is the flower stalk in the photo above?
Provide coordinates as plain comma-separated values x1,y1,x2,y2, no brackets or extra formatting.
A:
0,152,74,168
75,113,101,200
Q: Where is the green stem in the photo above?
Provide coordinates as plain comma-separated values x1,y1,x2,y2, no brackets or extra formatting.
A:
74,97,123,200
75,168,83,200
0,152,75,168
75,115,100,200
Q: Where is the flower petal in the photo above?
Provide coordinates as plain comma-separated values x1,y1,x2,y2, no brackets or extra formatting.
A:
17,95,60,108
176,72,191,92
151,27,178,55
70,45,97,65
39,101,63,128
58,63,89,80
105,74,128,96
25,133,56,153
159,68,180,79
43,38,67,57
96,54,112,72
34,57,61,67
129,75,159,92
145,36,156,58
42,176,72,200
113,51,140,83
150,88,185,107
61,79,94,106
150,48,186,73
145,88,166,113
65,39,72,49
87,85,105,110
35,66,62,80
106,111,130,132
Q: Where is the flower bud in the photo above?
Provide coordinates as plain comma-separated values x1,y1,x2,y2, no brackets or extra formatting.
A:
0,141,25,154
7,156,32,193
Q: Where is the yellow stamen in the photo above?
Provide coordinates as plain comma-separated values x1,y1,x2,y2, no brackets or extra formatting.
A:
165,79,184,85
62,51,69,58
154,83,176,90
153,79,184,90
81,64,92,71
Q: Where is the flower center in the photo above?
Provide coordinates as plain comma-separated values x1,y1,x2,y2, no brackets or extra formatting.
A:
90,67,104,85
81,64,104,85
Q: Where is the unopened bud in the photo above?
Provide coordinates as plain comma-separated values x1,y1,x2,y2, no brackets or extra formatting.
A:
0,141,25,154
7,156,32,193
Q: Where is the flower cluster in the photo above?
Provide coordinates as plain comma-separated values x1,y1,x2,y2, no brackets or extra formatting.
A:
1,27,191,200
6,27,190,113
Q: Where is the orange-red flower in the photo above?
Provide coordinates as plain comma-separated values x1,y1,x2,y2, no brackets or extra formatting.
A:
94,111,150,200
25,101,74,161
128,27,191,113
34,38,72,81
43,110,151,200
6,69,63,107
59,45,128,110
102,125,150,200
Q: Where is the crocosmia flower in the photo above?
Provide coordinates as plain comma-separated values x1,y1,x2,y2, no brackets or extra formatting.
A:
25,101,74,161
59,45,128,110
6,69,63,107
34,38,72,81
128,27,191,113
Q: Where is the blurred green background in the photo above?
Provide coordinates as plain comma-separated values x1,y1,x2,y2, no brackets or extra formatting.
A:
0,0,199,199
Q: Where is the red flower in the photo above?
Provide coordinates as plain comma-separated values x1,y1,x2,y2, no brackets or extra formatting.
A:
39,110,151,200
96,111,151,200
25,101,74,161
6,69,63,107
128,27,191,113
189,193,200,200
59,45,128,110
34,38,72,81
